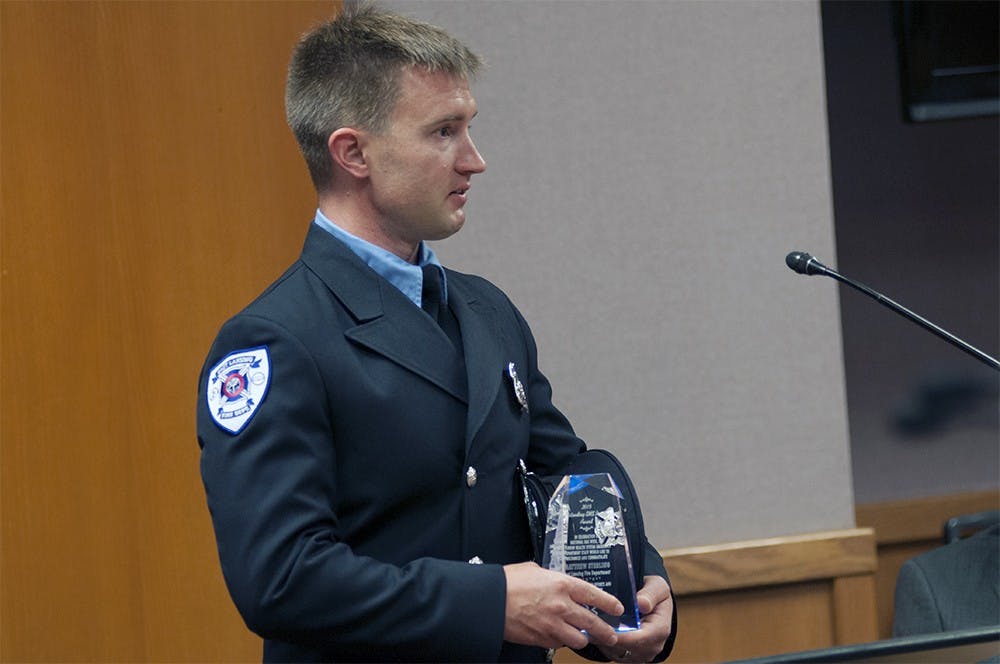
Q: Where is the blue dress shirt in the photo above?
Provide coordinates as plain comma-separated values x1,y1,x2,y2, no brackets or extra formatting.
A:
313,209,447,309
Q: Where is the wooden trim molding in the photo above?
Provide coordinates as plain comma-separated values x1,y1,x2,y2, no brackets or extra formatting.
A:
661,528,877,595
856,489,999,545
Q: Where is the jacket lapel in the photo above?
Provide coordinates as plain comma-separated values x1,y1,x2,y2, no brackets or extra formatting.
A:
299,224,468,403
448,274,505,450
345,316,467,403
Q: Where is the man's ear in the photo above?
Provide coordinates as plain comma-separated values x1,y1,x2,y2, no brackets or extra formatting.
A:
328,128,369,179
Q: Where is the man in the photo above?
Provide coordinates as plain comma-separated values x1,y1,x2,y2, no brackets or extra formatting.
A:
197,5,676,662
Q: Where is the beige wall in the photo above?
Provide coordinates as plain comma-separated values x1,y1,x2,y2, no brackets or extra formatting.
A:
392,0,855,548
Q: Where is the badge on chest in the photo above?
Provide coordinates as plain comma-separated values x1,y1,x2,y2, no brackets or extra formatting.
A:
506,361,528,413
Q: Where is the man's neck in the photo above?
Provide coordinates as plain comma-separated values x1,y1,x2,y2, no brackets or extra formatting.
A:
317,191,420,264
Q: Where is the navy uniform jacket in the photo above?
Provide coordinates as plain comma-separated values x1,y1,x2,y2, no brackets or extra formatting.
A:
198,224,674,662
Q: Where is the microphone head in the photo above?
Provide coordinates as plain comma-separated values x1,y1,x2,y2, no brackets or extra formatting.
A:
785,251,813,274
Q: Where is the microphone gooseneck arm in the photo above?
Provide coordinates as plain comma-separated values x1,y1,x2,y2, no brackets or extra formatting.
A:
785,251,1000,371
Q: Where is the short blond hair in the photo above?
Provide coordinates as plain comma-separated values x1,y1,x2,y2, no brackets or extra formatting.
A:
285,3,483,191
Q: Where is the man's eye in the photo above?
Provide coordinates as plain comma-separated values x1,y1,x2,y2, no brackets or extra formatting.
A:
437,126,453,137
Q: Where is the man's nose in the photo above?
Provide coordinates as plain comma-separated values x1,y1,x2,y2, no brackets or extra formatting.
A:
459,137,486,174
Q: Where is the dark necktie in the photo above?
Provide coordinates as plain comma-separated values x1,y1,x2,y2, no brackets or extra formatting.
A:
421,264,444,323
421,264,464,352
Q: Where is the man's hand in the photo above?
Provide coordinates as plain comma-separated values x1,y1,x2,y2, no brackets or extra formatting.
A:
598,575,674,662
503,562,624,651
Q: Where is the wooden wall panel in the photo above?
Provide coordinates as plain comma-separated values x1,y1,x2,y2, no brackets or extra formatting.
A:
831,574,879,644
664,528,878,661
1,2,337,660
669,582,836,663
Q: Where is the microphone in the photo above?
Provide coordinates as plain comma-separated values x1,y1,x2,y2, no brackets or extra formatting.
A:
785,251,829,276
785,250,1000,371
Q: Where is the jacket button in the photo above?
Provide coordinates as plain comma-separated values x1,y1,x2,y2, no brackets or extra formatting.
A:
466,466,478,487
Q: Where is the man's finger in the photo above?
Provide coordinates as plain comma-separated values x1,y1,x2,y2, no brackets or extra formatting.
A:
574,608,620,647
567,577,624,617
636,575,670,615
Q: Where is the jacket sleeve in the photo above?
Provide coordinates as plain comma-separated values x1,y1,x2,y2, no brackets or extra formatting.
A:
198,314,507,661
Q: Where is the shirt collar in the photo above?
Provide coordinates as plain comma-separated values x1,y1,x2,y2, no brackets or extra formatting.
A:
313,209,446,309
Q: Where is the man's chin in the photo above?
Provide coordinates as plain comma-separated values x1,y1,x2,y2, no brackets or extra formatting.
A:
427,217,466,242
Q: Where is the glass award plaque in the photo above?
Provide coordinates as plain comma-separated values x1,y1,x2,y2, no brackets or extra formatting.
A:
541,473,641,632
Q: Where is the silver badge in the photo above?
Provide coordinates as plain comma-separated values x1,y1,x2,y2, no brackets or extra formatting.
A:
507,362,528,413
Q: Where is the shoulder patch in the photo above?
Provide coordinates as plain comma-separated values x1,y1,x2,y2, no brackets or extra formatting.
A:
206,346,271,434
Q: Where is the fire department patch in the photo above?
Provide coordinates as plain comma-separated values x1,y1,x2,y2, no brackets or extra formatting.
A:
206,346,271,434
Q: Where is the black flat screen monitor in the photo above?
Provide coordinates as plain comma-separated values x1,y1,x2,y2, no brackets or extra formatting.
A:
895,1,1000,122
